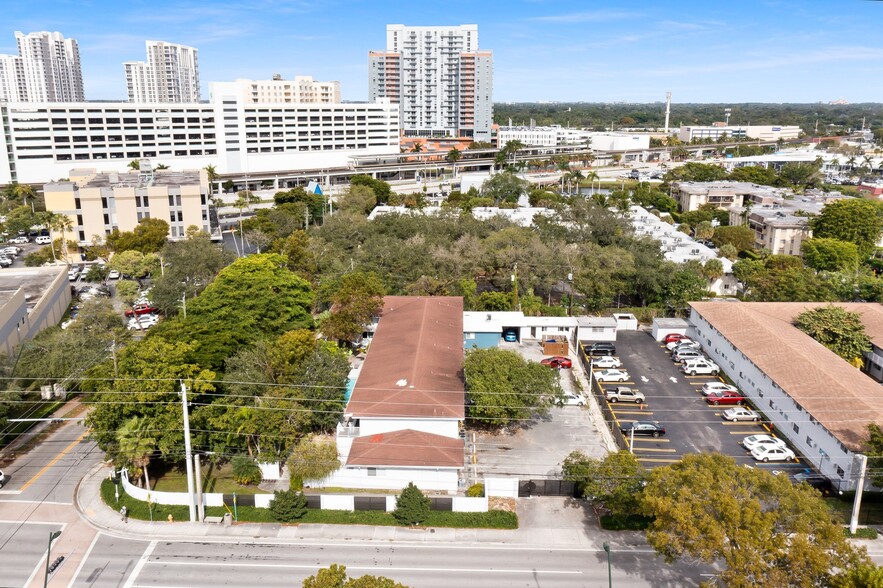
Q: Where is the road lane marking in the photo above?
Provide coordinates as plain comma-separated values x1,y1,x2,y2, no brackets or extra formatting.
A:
141,561,582,575
19,430,88,492
124,540,157,588
67,531,101,588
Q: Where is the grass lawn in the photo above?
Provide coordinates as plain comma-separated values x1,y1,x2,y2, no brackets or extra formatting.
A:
101,479,518,529
826,495,883,527
150,461,268,495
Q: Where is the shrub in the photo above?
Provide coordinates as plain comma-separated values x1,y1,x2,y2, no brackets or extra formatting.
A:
600,513,654,531
466,483,485,497
269,489,308,522
394,482,430,526
230,455,262,485
844,527,878,539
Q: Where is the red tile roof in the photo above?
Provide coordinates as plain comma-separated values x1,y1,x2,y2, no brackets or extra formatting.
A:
346,429,464,468
346,296,465,419
690,301,883,450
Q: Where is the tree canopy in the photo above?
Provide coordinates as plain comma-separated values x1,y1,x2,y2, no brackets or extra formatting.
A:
810,199,883,259
795,305,871,365
106,218,170,253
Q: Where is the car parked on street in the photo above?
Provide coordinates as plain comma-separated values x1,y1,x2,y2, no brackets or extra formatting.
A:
741,434,787,452
702,382,739,396
605,386,645,404
592,355,622,369
681,359,720,376
541,356,572,369
751,445,796,462
125,304,159,317
619,421,665,438
722,407,761,422
705,390,745,406
596,369,630,382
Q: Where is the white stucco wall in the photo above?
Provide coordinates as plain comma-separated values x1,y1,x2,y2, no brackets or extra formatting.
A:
309,466,460,493
358,417,460,439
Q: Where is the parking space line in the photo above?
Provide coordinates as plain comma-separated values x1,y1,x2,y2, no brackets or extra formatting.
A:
610,409,652,416
630,437,670,443
728,430,767,435
719,420,761,426
631,447,677,453
636,457,681,464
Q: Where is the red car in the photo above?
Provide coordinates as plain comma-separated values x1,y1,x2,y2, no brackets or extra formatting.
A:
663,333,691,344
705,390,745,406
541,356,573,369
125,304,159,317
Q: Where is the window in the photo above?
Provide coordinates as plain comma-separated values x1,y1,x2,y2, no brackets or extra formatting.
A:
367,468,376,477
792,423,799,434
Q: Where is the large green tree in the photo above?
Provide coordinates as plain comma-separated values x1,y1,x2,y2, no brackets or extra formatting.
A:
106,218,170,253
562,450,647,517
810,198,883,259
480,172,528,204
711,225,756,252
795,305,871,365
641,453,867,587
149,232,235,315
302,564,408,588
319,272,385,344
801,238,860,272
464,347,562,427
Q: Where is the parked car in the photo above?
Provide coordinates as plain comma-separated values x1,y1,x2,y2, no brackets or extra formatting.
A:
592,355,622,369
35,235,52,245
667,339,701,352
751,445,796,463
541,356,572,369
722,407,761,422
681,359,720,376
596,369,630,382
672,349,706,363
127,315,159,330
605,386,645,404
0,256,12,267
125,304,159,317
0,469,6,487
10,236,29,244
705,390,745,406
503,330,518,342
561,392,585,406
585,342,616,356
702,382,739,396
67,269,79,282
107,269,120,280
663,333,691,344
741,434,787,452
791,471,833,496
2,246,21,256
619,421,665,438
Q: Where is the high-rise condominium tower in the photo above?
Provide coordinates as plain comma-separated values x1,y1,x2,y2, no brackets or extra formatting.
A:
369,24,493,142
124,41,200,103
0,32,85,102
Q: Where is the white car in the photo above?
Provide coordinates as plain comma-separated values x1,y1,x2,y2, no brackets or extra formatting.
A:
751,446,796,463
742,435,787,452
722,407,761,422
596,369,630,383
701,382,739,396
0,469,6,487
562,392,585,406
10,236,29,244
35,235,52,245
592,356,622,369
0,257,12,267
107,269,120,279
128,315,159,329
666,339,699,351
681,359,720,376
2,246,20,256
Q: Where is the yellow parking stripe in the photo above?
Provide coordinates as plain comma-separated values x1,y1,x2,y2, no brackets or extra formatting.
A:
630,437,670,443
636,457,682,464
631,447,677,453
611,409,653,416
720,420,761,425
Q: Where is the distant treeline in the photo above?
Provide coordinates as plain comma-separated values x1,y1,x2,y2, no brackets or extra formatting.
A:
493,102,883,136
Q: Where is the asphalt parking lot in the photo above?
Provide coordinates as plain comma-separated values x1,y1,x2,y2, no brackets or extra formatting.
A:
593,330,807,475
471,340,608,481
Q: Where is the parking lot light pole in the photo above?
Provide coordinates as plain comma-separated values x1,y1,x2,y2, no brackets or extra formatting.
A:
603,541,612,588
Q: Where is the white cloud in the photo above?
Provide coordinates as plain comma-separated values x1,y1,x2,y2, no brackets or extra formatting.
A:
528,10,639,24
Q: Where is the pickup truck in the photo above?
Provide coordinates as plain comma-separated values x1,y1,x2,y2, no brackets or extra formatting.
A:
605,386,645,404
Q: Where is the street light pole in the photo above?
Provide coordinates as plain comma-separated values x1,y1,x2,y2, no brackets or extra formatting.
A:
603,541,612,588
44,530,61,588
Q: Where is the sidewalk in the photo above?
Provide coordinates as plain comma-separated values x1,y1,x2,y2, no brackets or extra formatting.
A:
75,462,621,547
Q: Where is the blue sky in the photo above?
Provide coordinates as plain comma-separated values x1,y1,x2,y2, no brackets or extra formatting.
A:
3,0,882,103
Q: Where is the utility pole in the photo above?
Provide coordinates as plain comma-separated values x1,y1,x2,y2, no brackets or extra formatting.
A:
511,263,519,310
304,205,310,230
180,381,196,522
194,453,204,522
44,530,61,588
181,292,187,319
567,272,574,316
850,454,868,535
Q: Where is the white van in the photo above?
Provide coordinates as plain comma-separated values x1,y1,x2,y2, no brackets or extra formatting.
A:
35,235,52,245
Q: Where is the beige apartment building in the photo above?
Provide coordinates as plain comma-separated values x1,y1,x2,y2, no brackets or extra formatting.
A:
671,181,789,212
221,75,341,104
0,267,70,357
43,163,211,244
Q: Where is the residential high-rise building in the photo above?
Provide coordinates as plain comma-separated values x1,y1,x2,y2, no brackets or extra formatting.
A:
0,55,25,102
222,75,341,104
369,24,493,142
0,32,84,102
124,41,200,103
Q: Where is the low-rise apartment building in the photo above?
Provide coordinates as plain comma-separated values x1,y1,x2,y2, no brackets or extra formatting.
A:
672,180,788,212
43,164,212,243
0,267,70,357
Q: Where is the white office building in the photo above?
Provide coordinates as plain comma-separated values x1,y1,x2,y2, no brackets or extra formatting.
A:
369,24,493,142
0,32,84,102
496,126,649,152
124,41,200,103
221,75,341,104
678,124,801,143
0,88,400,185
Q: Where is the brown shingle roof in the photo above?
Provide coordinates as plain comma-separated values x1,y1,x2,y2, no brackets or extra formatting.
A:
690,302,883,450
346,429,464,468
346,296,465,419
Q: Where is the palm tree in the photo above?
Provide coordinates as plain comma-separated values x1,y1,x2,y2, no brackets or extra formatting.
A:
51,214,74,265
154,163,169,170
410,142,424,153
116,416,156,489
445,148,462,177
233,190,262,256
127,160,140,171
204,164,219,195
36,211,61,264
567,169,585,195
